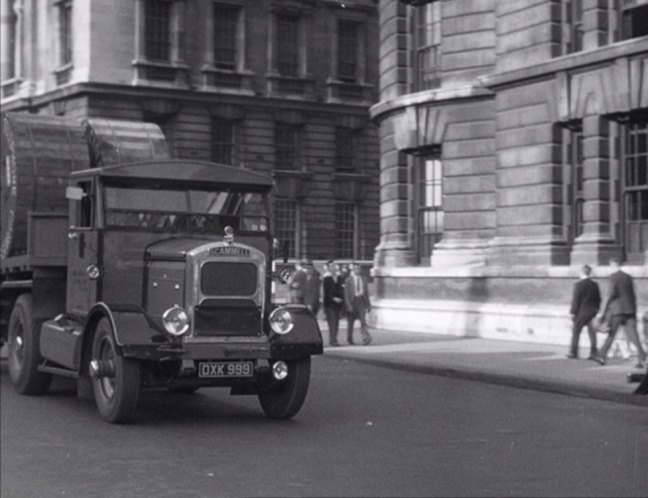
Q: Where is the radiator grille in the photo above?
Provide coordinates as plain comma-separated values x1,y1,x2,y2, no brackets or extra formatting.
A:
194,299,261,337
201,262,258,296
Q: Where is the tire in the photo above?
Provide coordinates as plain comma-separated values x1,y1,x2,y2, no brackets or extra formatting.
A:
91,317,141,423
258,357,311,420
7,294,51,395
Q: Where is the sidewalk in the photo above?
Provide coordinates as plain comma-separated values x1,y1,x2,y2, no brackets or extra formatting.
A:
319,322,648,407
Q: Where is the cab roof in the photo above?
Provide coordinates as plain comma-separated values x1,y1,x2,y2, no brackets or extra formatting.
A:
71,160,274,189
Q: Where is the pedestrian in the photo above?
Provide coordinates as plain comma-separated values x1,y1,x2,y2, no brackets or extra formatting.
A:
568,264,600,360
323,259,344,346
302,260,321,317
594,257,647,368
344,261,372,346
289,260,307,304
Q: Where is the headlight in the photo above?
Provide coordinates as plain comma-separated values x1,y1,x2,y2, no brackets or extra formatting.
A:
269,307,294,335
162,306,190,336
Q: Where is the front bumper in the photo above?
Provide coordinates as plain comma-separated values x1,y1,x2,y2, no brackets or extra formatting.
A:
120,338,322,362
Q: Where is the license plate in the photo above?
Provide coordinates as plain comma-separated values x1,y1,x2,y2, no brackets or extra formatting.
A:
197,361,254,378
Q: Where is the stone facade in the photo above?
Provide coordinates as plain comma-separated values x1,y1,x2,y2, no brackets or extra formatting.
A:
371,0,648,345
0,0,380,262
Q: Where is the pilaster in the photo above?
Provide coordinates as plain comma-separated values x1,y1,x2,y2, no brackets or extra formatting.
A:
570,115,620,264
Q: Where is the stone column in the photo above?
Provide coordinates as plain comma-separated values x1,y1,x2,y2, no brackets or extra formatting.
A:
570,115,619,265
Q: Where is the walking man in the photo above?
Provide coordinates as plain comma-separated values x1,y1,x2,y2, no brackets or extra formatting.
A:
302,260,321,317
344,262,372,346
595,257,647,368
568,264,600,359
322,260,344,346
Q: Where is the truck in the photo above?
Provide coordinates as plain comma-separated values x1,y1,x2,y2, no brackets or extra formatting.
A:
0,112,323,423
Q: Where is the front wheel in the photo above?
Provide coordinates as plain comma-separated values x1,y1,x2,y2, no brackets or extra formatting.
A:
91,318,141,423
7,294,51,395
258,357,311,420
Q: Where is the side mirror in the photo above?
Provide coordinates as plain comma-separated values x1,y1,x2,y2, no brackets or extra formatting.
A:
65,186,85,201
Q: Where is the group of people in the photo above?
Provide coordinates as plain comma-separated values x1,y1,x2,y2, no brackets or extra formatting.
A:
569,256,646,368
288,259,372,346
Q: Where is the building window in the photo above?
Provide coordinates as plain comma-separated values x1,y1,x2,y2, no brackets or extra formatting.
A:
337,20,359,83
277,13,300,77
412,1,441,91
212,119,236,165
145,0,172,62
275,124,300,170
562,0,583,54
335,128,359,172
416,152,443,263
274,198,298,258
620,1,648,40
335,201,356,259
563,126,584,245
58,0,73,65
622,116,648,261
213,3,240,70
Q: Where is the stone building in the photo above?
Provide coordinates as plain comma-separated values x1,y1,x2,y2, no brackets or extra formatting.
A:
371,0,648,345
0,0,380,262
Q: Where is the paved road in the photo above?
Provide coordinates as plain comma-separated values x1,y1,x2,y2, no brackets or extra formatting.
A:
1,355,647,497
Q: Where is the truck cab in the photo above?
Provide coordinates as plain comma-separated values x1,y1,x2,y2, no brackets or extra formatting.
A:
5,159,322,423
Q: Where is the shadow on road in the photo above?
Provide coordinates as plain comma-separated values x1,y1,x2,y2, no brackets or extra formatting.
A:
1,358,310,427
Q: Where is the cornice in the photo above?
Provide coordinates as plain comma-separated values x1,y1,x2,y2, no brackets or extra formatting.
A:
480,37,648,90
369,83,493,123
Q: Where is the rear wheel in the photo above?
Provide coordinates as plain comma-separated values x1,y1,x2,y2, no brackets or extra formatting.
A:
91,318,141,423
7,294,51,394
258,357,311,420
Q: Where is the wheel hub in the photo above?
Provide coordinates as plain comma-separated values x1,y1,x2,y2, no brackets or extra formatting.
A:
89,359,116,379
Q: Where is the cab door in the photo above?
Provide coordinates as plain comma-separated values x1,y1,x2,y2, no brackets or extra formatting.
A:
66,179,100,317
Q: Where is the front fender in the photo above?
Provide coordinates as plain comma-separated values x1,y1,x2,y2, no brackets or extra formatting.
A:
85,303,168,348
269,305,323,359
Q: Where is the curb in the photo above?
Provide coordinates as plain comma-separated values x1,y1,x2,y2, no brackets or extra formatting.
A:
323,352,648,408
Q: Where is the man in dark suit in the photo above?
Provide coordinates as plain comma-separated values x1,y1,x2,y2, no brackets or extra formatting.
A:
322,259,344,346
595,257,646,368
344,262,372,346
568,264,600,359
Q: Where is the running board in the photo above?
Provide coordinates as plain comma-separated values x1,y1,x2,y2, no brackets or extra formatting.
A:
38,364,79,378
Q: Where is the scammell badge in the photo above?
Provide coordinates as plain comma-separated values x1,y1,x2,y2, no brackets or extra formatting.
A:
210,246,250,257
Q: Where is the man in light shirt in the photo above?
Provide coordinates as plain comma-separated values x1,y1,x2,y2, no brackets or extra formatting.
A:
343,262,372,346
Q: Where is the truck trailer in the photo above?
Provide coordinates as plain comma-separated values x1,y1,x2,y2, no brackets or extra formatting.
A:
0,112,322,423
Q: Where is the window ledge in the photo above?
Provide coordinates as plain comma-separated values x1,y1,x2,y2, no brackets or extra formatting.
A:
331,172,369,202
272,169,312,179
201,66,255,94
326,78,374,103
53,63,73,86
272,170,312,199
266,74,316,98
1,77,23,100
132,58,190,86
332,172,369,182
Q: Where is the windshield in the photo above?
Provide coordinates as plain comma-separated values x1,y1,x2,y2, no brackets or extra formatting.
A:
104,186,269,233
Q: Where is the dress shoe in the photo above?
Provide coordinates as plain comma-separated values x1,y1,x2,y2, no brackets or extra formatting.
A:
635,360,646,369
363,336,372,346
347,339,355,345
593,355,606,366
566,354,577,359
330,342,340,347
